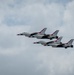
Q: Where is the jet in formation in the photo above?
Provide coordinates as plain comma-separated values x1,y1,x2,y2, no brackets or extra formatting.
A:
52,39,74,49
34,37,74,49
17,28,74,49
17,28,59,40
34,36,62,46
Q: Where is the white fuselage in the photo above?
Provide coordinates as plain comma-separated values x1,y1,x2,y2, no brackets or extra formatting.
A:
52,43,73,49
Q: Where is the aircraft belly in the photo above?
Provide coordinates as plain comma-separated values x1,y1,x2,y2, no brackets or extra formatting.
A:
47,43,55,46
42,35,49,39
57,45,64,47
35,35,43,39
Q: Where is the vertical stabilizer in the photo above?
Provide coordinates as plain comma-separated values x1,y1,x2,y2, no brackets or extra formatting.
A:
39,28,47,35
67,39,74,46
55,36,63,43
52,30,59,37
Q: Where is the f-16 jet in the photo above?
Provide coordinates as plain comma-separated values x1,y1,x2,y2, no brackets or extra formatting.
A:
17,28,59,40
17,28,47,38
34,36,62,46
52,39,74,49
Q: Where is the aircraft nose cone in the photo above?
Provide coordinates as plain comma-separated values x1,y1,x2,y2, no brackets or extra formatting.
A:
17,33,23,35
33,42,39,44
33,42,37,44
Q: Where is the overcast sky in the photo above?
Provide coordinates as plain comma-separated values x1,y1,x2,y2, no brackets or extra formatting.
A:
0,0,74,75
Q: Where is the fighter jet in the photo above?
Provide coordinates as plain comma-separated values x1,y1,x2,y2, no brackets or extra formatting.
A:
17,28,47,38
52,39,74,49
35,30,59,40
34,36,62,46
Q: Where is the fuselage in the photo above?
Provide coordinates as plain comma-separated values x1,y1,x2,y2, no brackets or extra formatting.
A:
52,43,73,49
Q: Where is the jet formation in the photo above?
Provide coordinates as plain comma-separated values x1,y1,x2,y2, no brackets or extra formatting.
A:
17,28,74,49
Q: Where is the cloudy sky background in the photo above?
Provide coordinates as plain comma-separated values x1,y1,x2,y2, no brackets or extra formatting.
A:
0,0,74,75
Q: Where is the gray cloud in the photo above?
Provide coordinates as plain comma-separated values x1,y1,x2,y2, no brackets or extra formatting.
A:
0,0,74,75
